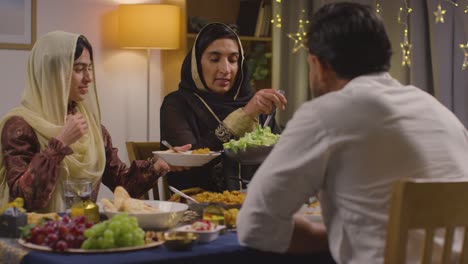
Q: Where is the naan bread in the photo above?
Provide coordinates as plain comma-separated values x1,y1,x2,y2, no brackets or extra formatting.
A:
103,186,161,214
100,198,117,212
114,186,130,210
122,198,160,213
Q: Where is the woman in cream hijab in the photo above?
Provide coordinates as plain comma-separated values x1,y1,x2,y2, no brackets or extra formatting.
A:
0,31,189,213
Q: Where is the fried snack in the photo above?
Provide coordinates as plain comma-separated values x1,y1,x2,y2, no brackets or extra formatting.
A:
0,197,26,214
191,148,210,154
122,198,161,213
100,198,117,212
27,212,59,225
193,190,246,205
144,230,161,244
114,186,130,210
223,208,239,228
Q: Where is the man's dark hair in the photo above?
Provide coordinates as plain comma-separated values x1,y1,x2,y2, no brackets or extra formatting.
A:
307,2,392,79
75,35,93,61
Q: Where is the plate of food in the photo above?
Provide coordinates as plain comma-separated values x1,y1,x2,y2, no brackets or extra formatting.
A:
298,197,323,223
18,239,164,254
173,220,226,243
19,208,164,253
153,148,221,167
168,188,244,228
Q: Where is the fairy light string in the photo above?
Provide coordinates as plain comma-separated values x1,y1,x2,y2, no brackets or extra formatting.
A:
460,43,468,70
398,0,412,67
271,0,282,28
277,0,465,68
375,0,383,14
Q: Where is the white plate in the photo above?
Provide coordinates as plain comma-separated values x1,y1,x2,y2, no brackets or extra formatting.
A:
153,150,221,167
103,200,188,230
173,224,225,243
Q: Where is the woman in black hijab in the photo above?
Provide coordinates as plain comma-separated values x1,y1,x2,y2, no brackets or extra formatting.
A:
160,23,286,192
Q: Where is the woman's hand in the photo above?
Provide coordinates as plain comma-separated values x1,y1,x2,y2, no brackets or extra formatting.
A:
56,113,88,146
154,144,192,175
243,89,287,118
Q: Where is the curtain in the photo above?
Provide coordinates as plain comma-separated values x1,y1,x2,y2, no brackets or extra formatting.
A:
273,0,468,128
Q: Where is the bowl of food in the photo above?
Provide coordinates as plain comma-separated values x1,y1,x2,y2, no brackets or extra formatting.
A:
224,145,274,164
153,149,221,167
101,187,188,230
173,220,225,243
187,190,245,214
163,231,198,251
103,200,188,230
223,125,279,165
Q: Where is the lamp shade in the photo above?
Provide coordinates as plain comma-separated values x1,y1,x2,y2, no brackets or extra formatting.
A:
118,4,180,49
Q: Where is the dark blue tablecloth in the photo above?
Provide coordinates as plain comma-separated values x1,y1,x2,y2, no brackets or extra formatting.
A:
20,231,336,264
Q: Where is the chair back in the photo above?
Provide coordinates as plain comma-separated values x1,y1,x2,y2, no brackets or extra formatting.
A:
125,141,170,200
384,179,468,264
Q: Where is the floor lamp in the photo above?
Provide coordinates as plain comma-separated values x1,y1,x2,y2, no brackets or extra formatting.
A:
118,4,181,141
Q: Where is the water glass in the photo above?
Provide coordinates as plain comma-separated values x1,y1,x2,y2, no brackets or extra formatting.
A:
63,179,92,211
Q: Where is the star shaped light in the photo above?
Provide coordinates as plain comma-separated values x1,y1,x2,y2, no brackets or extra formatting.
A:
434,4,446,23
401,42,412,67
287,32,306,54
460,43,468,70
287,10,309,54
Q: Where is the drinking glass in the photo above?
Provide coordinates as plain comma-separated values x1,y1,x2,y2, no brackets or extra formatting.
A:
63,179,92,212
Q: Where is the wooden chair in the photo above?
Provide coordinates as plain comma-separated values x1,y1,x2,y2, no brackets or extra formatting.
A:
384,179,468,264
125,141,170,200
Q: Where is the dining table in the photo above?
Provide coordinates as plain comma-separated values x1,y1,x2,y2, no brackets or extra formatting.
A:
1,230,336,264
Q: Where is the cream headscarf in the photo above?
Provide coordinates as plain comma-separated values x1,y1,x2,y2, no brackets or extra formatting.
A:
0,31,106,212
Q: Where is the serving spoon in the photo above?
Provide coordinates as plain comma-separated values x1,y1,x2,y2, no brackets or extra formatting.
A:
263,90,285,128
169,186,199,204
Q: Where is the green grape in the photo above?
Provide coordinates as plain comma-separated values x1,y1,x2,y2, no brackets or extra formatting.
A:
81,237,95,249
108,221,121,236
128,217,138,227
121,232,134,247
90,222,107,237
81,213,144,249
84,228,94,238
103,229,114,239
120,222,131,234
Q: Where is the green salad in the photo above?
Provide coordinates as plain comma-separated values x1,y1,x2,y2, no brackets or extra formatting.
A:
223,125,280,153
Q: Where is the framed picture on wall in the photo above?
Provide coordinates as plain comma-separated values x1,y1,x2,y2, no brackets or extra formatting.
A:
0,0,36,50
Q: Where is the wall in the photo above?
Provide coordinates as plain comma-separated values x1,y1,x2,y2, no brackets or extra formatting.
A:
0,0,167,199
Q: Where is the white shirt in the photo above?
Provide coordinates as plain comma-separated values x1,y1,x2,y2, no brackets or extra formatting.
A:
236,73,468,264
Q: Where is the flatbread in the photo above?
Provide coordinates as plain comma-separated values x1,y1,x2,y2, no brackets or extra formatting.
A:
114,186,130,210
122,198,160,213
100,198,117,212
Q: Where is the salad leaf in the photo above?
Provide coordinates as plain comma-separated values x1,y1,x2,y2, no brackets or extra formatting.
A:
223,125,280,153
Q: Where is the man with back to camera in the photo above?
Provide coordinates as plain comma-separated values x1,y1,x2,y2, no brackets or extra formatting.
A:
236,2,468,263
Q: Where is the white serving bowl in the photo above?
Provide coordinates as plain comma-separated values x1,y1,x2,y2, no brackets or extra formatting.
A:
153,150,221,167
103,200,188,230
